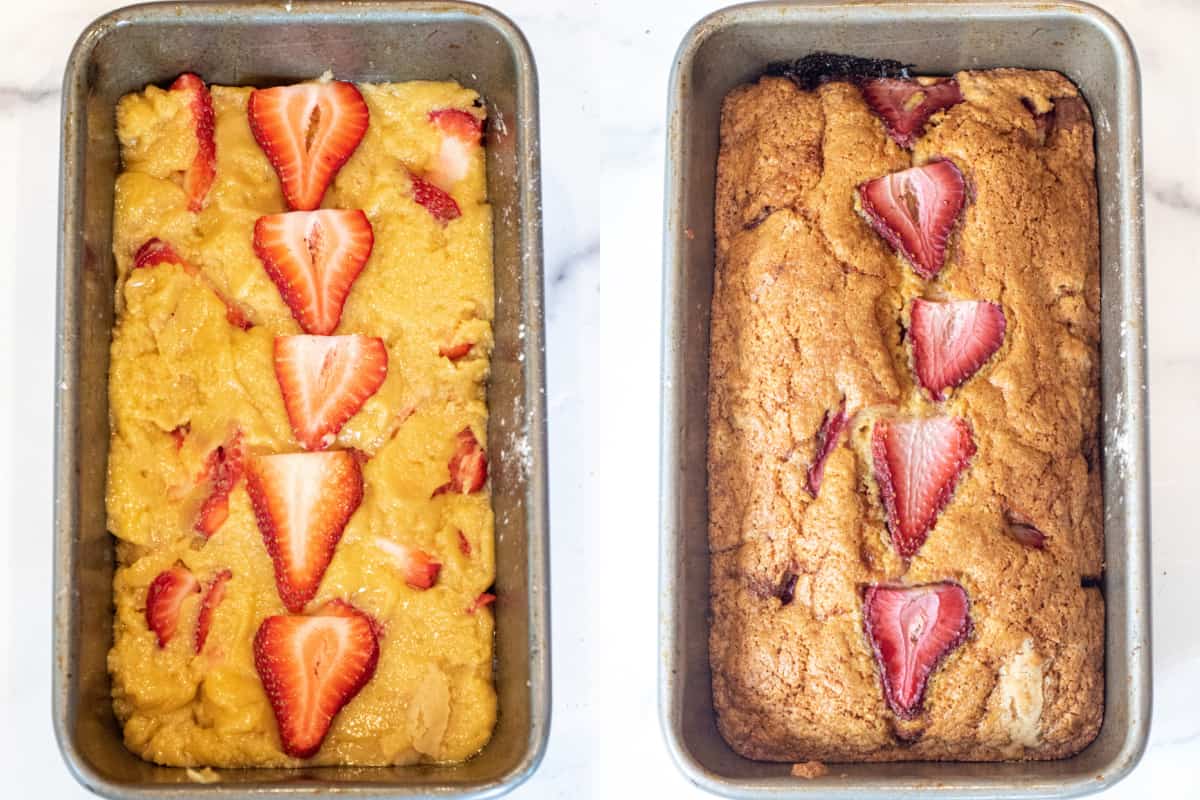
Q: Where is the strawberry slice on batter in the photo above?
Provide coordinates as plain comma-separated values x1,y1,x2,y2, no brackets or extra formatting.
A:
806,400,847,497
195,429,245,538
246,451,364,612
863,582,972,718
432,427,488,497
909,299,1006,400
274,334,388,450
247,81,369,211
194,568,232,654
871,416,975,559
145,566,200,648
253,209,374,335
374,538,442,590
858,160,966,280
170,73,216,212
428,108,483,189
860,77,963,148
467,592,496,615
133,238,253,329
253,601,379,759
410,172,462,224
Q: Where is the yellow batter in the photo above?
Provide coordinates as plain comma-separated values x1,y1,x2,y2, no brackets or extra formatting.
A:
106,79,496,767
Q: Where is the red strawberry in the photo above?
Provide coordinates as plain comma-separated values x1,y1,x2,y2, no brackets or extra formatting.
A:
274,334,388,450
410,172,461,224
806,400,847,497
246,451,364,612
194,568,232,654
432,427,488,497
467,592,496,615
170,423,190,450
253,601,379,759
374,538,441,590
247,81,369,211
170,73,216,212
428,108,483,189
439,340,473,361
253,209,374,335
863,582,972,718
910,299,1006,400
196,430,245,538
457,530,472,556
133,238,253,330
858,160,967,280
871,416,975,559
145,566,200,647
860,77,963,148
1004,507,1047,549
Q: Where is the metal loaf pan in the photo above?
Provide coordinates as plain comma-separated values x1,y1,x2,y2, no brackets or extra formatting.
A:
54,2,548,797
660,1,1149,797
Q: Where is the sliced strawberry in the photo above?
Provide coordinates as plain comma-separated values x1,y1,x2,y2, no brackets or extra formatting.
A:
196,429,245,538
253,601,379,759
428,108,483,189
410,172,461,224
373,538,441,590
863,582,972,718
457,530,472,556
806,400,847,497
246,451,364,612
860,77,963,148
133,238,253,330
145,565,200,648
871,416,975,559
170,423,190,450
467,592,496,615
910,299,1005,400
858,160,966,280
247,81,369,211
253,209,374,335
1004,507,1047,549
439,340,473,361
194,568,232,654
432,427,488,497
170,73,216,212
274,334,388,450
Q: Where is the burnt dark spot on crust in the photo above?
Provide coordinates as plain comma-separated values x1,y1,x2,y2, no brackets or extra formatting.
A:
778,570,799,606
745,205,775,231
1081,574,1103,590
766,52,911,91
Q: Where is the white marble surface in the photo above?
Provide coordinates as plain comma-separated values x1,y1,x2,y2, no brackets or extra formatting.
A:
0,0,1195,797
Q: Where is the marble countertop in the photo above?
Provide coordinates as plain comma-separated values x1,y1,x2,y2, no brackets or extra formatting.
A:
0,0,1195,797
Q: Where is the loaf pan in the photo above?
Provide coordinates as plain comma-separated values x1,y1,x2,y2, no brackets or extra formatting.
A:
54,2,549,797
659,1,1149,797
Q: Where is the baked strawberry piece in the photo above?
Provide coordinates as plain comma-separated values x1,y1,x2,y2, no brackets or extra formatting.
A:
863,581,971,718
274,335,388,451
432,427,488,497
1004,507,1048,549
195,429,245,538
246,451,364,612
145,566,200,648
374,538,441,590
806,401,847,497
909,299,1006,400
170,73,216,212
253,600,380,759
253,209,374,336
860,77,963,148
248,81,369,211
194,568,232,654
428,108,483,190
858,160,966,280
872,416,975,559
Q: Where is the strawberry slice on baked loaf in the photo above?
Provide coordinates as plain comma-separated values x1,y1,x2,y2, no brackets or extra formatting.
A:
432,427,488,497
274,335,388,451
253,600,380,759
806,401,847,497
909,299,1006,400
247,81,369,211
194,568,232,654
863,582,971,718
871,416,975,559
858,160,966,280
145,565,200,648
253,209,374,336
246,451,364,612
170,73,216,212
428,108,483,189
860,77,963,148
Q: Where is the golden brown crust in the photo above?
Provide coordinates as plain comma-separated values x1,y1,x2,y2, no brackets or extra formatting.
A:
708,68,1102,762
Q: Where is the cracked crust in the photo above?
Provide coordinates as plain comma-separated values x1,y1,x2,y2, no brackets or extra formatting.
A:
708,70,1102,762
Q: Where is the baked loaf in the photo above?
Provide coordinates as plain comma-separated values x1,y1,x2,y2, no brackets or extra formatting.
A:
708,68,1103,762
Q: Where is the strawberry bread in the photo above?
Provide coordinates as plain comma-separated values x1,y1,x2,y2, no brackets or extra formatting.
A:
106,75,496,767
708,65,1102,761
